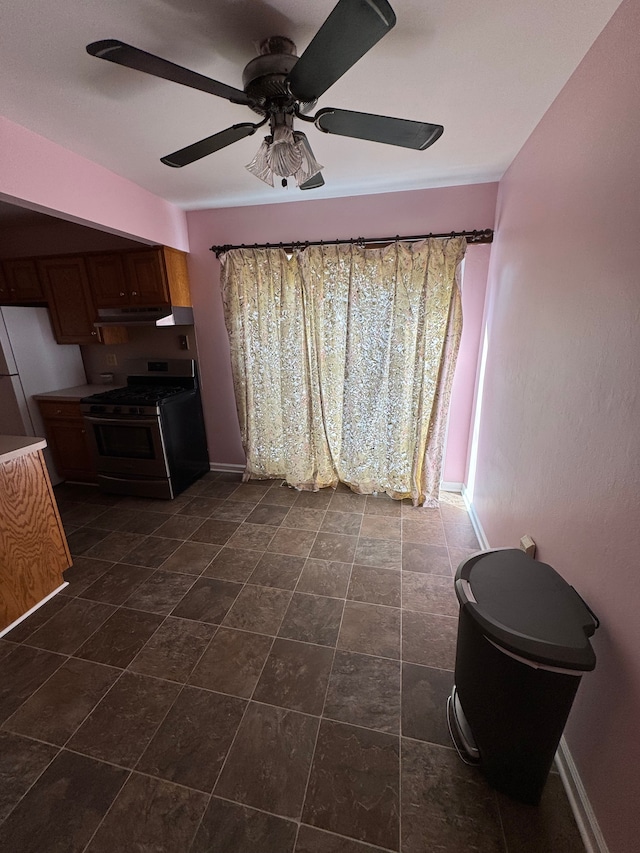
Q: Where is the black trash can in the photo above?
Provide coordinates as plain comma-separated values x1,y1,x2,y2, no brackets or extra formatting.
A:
447,548,598,804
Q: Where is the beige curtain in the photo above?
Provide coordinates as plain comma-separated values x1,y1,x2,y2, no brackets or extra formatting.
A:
221,237,466,506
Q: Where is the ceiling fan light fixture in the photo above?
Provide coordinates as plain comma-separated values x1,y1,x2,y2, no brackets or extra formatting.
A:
270,124,303,177
293,131,323,185
245,136,275,186
245,128,323,188
88,2,441,191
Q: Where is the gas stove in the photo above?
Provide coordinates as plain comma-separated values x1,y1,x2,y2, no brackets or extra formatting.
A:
80,358,209,499
82,383,190,416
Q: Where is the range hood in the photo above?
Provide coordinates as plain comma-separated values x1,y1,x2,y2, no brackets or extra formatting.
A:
94,306,194,327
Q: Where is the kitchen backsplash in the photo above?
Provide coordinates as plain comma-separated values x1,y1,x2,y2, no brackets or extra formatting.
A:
81,325,197,385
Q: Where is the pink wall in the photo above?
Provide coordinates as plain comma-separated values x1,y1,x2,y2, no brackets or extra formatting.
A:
473,1,640,850
0,116,188,250
185,183,497,473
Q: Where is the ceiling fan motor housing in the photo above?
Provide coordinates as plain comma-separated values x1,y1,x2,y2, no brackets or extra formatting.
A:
242,37,299,111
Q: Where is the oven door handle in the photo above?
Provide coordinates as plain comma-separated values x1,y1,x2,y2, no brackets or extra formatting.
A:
83,415,161,428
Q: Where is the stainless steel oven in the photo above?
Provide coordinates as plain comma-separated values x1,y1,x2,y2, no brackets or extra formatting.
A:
81,359,209,499
83,413,169,479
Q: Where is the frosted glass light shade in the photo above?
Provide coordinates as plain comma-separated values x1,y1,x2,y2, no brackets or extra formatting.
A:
246,129,323,188
245,138,274,186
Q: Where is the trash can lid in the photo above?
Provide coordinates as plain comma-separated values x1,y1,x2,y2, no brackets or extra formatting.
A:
454,549,598,671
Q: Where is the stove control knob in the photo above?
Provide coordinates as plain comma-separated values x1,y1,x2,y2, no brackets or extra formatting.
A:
90,405,106,413
113,406,122,414
129,407,138,414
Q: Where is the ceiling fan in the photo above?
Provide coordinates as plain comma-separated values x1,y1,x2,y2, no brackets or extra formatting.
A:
86,0,443,191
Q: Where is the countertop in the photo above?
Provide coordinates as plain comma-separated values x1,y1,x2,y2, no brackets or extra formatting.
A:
33,384,122,402
0,435,47,463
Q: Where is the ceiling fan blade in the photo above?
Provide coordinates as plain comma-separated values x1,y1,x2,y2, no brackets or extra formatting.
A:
315,108,444,150
87,40,256,107
161,123,260,168
287,0,396,103
300,172,325,190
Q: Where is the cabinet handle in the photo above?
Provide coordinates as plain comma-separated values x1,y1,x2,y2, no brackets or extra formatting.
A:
55,409,62,415
131,291,138,296
91,330,97,336
81,429,86,434
119,292,125,297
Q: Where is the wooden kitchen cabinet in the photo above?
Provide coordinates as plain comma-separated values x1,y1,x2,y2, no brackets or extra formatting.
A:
0,441,71,634
37,256,127,345
37,399,96,483
84,252,129,308
123,248,170,305
89,246,191,309
0,258,45,304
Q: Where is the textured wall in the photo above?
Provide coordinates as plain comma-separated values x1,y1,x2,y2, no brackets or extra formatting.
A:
473,1,640,849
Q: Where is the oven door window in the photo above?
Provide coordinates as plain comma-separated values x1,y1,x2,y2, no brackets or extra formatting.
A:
94,423,158,459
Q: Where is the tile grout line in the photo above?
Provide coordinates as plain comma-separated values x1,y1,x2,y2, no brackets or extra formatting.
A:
78,769,133,853
11,658,137,852
293,532,356,849
73,606,221,853
494,787,511,853
7,481,478,849
177,539,278,845
0,735,64,829
178,486,296,848
186,634,281,851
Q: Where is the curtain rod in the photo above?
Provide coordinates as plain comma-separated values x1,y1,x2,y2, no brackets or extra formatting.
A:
210,228,493,257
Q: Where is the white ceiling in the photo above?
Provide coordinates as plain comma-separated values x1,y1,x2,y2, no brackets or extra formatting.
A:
1,0,622,211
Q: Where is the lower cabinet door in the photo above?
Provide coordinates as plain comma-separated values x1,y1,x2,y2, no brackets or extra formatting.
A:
45,419,97,483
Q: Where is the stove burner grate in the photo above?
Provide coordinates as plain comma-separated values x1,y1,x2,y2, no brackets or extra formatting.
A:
86,385,188,405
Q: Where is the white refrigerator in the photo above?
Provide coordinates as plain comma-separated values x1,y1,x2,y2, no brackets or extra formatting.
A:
0,306,87,484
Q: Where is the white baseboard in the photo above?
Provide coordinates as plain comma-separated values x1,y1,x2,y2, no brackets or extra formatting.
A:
0,582,69,639
440,481,464,493
460,484,490,550
209,462,245,474
556,737,610,853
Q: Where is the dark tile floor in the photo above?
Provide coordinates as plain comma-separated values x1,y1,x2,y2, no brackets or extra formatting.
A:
0,474,585,853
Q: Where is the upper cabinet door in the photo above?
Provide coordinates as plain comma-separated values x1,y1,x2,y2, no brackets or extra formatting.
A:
1,259,45,303
37,257,101,344
85,254,129,308
123,249,170,306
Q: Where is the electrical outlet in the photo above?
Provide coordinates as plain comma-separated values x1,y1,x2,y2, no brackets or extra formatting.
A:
106,354,118,367
520,535,536,558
